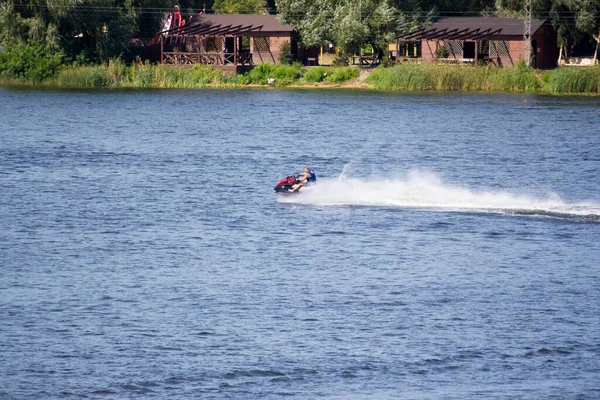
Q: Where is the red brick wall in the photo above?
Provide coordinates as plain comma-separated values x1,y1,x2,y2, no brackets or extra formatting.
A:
421,40,438,62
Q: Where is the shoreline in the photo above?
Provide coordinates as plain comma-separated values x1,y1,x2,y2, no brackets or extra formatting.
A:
2,63,600,95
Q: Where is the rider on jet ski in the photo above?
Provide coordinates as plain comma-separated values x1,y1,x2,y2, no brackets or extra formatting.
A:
291,167,316,192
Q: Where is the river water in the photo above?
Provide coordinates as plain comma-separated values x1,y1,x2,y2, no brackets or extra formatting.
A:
1,87,599,399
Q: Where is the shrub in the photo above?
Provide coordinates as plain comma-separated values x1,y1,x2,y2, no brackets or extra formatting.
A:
237,63,273,85
279,41,294,65
324,67,359,83
435,46,450,59
304,66,328,82
271,62,304,85
0,41,63,82
332,49,349,66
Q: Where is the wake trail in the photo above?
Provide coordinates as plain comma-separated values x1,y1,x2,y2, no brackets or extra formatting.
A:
277,170,600,221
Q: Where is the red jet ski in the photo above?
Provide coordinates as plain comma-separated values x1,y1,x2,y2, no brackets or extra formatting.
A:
273,175,300,193
274,169,317,193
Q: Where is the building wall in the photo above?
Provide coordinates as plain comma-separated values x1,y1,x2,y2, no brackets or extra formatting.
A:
421,40,438,62
533,25,558,68
251,35,292,64
505,40,524,66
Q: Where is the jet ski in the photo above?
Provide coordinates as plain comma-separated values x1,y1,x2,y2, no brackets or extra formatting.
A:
274,169,317,193
273,175,302,193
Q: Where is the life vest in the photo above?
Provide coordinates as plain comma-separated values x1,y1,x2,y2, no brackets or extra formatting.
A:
306,169,317,182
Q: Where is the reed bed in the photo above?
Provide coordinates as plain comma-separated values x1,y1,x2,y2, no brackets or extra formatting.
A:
366,62,540,92
51,61,235,88
45,61,358,88
545,66,600,94
3,58,600,94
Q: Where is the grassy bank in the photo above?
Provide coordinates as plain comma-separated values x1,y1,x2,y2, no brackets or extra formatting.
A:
366,62,600,94
0,59,359,88
2,58,600,94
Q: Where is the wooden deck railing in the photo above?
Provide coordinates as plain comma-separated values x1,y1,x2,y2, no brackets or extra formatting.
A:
163,52,253,66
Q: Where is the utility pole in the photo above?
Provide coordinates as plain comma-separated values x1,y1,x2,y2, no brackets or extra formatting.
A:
523,0,532,66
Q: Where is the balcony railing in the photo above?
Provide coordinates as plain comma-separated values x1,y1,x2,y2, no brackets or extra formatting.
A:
163,51,253,66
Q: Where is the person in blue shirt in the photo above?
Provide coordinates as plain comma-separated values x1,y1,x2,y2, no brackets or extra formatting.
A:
292,167,316,192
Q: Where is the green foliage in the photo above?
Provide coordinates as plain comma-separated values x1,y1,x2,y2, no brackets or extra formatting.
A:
435,45,450,59
366,63,541,92
190,64,227,85
212,0,265,13
324,66,359,83
130,63,157,87
0,41,63,82
49,61,236,88
304,66,359,83
277,0,417,58
271,62,304,84
278,41,294,65
487,61,540,91
546,66,600,93
542,72,552,83
235,62,304,85
304,66,328,82
237,63,274,84
550,0,600,49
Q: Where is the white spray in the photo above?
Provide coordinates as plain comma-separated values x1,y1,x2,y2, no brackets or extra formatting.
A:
279,169,600,219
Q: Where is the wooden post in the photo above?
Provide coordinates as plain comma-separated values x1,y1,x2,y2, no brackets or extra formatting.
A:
234,36,238,74
474,40,478,66
160,35,164,64
593,30,599,66
557,45,563,65
197,35,201,64
395,39,399,64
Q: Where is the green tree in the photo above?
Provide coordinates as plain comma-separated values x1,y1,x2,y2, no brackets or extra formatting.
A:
0,40,63,81
0,0,138,61
277,0,416,59
550,0,600,54
212,0,266,13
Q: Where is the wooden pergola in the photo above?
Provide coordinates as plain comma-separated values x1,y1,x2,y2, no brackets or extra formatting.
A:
157,14,294,70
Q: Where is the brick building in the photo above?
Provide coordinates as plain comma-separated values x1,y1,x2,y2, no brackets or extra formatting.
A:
394,17,559,69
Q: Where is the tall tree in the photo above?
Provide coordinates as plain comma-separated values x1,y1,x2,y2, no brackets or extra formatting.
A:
550,0,600,53
0,0,138,60
277,0,417,58
212,0,266,13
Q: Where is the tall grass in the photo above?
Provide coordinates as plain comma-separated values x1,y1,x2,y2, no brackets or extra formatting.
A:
43,61,360,88
366,62,540,92
51,61,234,88
6,58,600,94
236,62,305,85
546,66,600,93
304,66,359,84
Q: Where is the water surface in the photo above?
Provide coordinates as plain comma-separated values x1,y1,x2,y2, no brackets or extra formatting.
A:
1,87,599,399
